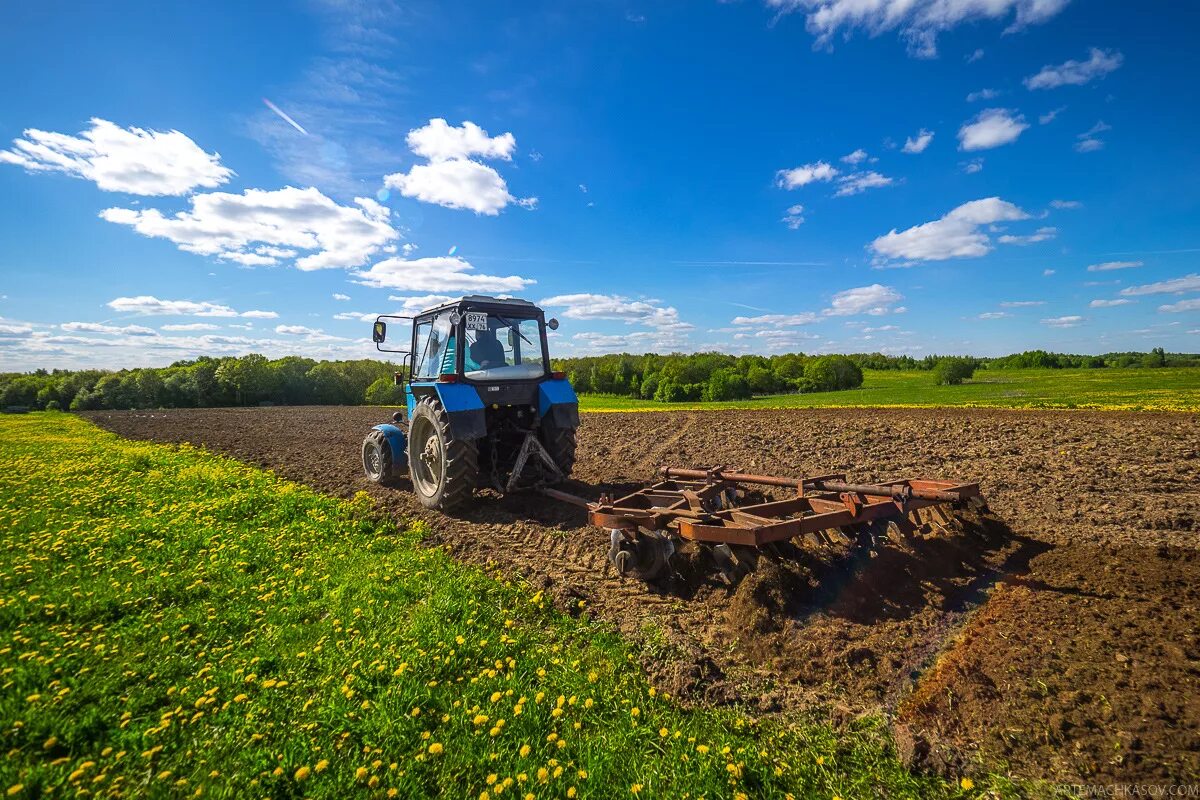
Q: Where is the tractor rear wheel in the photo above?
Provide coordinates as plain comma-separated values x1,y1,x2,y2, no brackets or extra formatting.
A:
540,423,577,480
407,397,478,510
362,429,400,486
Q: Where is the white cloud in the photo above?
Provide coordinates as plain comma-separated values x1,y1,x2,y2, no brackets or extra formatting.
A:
1025,48,1123,90
967,48,984,63
541,294,682,328
405,118,515,162
1043,269,1056,276
977,311,1011,319
1050,199,1081,209
60,321,156,336
101,186,397,270
0,118,232,196
383,119,531,215
840,148,868,165
870,197,1030,263
1088,260,1142,272
1039,106,1066,124
1089,298,1133,308
385,159,532,215
275,324,323,335
161,323,220,331
765,0,1070,58
568,329,692,355
332,293,351,301
961,158,984,173
998,226,1056,245
826,284,903,316
834,171,893,197
1000,300,1045,307
966,88,998,102
731,312,818,326
902,129,934,154
1120,274,1200,297
776,161,837,189
386,295,457,313
1041,315,1084,328
782,204,806,229
107,295,277,318
958,108,1029,151
1160,298,1200,313
352,256,533,294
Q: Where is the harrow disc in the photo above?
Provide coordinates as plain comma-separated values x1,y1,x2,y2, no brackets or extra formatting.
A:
608,529,675,581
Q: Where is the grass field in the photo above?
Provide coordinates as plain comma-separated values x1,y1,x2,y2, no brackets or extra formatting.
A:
0,413,1016,799
578,367,1200,413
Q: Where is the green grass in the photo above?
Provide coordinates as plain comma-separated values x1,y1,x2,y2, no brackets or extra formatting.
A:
578,367,1200,413
0,413,1017,799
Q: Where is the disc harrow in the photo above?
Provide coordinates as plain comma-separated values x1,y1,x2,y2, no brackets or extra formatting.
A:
549,466,987,582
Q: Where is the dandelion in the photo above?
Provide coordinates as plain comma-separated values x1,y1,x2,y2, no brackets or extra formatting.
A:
7,787,22,797
315,759,329,772
519,745,531,758
537,768,548,783
961,778,975,791
584,698,593,709
696,745,709,754
487,774,498,785
490,692,502,703
816,756,824,766
631,784,643,795
368,776,380,788
551,708,563,718
659,728,668,737
428,743,443,756
294,766,311,782
355,767,369,781
568,788,577,798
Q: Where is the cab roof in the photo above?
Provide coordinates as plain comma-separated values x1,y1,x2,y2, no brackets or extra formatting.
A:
417,295,541,317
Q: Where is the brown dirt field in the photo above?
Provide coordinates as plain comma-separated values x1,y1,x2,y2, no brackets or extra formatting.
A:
83,406,1200,785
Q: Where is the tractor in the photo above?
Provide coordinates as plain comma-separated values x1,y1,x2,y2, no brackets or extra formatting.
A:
362,295,579,510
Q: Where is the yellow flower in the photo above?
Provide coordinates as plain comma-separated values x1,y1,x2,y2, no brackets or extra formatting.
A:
491,692,502,703
537,768,548,783
568,788,576,798
428,743,443,756
584,698,593,709
355,767,369,781
816,756,824,765
631,784,643,795
519,745,531,758
294,766,311,782
233,693,248,703
960,778,975,791
7,787,23,797
368,776,380,788
630,707,639,717
696,745,709,754
487,774,498,785
315,759,329,772
480,793,490,800
577,770,588,780
658,728,668,737
551,708,563,718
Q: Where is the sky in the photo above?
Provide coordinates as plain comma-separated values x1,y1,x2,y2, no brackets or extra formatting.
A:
1,0,1198,371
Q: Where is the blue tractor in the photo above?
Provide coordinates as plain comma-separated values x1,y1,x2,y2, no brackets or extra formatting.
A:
362,295,579,510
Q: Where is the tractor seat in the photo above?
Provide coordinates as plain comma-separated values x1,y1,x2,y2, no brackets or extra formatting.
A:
470,334,506,368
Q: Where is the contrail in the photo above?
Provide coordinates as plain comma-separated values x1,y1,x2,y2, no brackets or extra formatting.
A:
262,98,307,135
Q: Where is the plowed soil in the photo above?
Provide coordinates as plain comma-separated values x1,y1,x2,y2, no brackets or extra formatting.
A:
84,406,1200,785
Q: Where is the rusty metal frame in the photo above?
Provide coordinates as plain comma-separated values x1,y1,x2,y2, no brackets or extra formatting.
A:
571,466,980,549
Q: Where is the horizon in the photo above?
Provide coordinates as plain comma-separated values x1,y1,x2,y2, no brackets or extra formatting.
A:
2,0,1199,371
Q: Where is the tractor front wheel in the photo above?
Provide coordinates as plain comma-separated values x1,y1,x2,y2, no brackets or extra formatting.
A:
407,397,478,510
362,429,400,486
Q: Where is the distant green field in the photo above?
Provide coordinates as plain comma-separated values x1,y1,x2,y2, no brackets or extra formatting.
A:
578,368,1200,413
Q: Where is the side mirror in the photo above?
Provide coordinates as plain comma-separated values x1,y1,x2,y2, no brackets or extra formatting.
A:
372,321,387,343
547,318,559,331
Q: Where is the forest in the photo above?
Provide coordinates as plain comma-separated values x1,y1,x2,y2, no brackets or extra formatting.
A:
0,348,1194,411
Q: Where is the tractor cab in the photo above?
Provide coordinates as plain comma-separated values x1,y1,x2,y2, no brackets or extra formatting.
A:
364,296,578,510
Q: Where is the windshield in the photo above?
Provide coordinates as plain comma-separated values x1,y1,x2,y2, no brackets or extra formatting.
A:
463,312,545,380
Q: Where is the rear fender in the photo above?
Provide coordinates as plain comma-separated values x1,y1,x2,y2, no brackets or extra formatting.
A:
411,382,487,440
538,378,579,429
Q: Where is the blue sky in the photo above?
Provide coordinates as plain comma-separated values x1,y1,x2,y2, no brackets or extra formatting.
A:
2,0,1198,370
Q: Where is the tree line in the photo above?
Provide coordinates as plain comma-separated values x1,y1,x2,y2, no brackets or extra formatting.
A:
1,348,1195,411
0,355,405,411
553,348,1198,402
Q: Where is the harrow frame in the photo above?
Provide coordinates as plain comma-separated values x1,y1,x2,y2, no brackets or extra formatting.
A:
544,466,984,579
